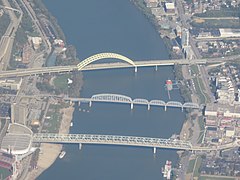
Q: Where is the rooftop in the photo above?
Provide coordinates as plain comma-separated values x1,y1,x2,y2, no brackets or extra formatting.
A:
1,134,32,155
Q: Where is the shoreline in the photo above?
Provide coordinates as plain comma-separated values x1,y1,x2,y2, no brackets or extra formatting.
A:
26,106,75,180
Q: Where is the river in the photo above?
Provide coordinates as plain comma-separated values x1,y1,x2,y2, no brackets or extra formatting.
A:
39,0,185,179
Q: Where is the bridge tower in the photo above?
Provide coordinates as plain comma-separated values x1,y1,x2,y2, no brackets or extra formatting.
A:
147,104,150,111
153,147,156,154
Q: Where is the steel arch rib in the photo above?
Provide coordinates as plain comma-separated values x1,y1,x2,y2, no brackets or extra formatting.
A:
91,93,132,102
77,53,136,70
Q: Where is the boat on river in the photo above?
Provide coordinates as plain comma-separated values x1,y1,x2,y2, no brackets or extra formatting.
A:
59,151,66,159
162,160,172,179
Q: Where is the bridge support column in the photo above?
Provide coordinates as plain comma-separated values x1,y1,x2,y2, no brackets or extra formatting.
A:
79,143,82,150
89,101,92,107
78,101,81,106
181,107,183,112
164,106,167,111
155,65,158,71
147,104,150,110
130,103,133,110
153,147,156,154
134,67,137,73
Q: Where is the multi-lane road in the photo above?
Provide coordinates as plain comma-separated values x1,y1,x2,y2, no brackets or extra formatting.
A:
0,0,22,71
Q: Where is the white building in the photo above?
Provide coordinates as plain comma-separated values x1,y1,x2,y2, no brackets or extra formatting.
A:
0,78,22,90
29,37,42,50
219,29,240,38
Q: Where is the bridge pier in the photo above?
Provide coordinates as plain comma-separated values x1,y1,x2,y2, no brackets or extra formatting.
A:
153,147,156,154
155,65,158,71
78,101,81,106
147,104,150,110
134,67,137,73
130,103,133,110
181,107,183,112
89,101,92,107
164,106,167,111
79,143,82,150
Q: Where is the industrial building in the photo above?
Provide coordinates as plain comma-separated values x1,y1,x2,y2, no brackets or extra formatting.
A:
205,104,240,118
219,28,240,38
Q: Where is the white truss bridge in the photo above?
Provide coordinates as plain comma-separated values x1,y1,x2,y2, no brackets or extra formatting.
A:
64,93,203,111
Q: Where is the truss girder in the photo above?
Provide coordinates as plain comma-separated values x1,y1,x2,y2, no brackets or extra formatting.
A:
33,133,193,150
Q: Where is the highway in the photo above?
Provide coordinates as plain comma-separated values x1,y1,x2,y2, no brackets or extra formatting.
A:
0,0,23,71
0,52,239,79
0,58,206,78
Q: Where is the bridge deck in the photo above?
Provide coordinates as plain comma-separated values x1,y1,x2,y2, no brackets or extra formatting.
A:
33,133,230,151
33,133,192,150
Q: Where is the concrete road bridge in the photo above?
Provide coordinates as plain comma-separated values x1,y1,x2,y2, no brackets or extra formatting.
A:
33,133,237,152
0,52,209,79
64,93,203,111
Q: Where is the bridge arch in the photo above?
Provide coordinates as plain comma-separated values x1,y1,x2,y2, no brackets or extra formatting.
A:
166,101,183,108
91,93,132,103
133,98,149,104
149,100,166,107
183,102,199,109
77,53,136,70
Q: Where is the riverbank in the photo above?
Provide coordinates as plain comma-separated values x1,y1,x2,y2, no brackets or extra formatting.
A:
131,0,183,59
23,0,84,179
26,106,74,180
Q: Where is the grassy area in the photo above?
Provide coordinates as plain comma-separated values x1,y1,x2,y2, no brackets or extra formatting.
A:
0,167,12,179
53,74,71,93
193,78,206,104
191,19,240,28
43,104,62,133
199,175,236,180
193,156,202,178
187,159,196,173
195,9,240,18
197,116,205,144
190,65,199,75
